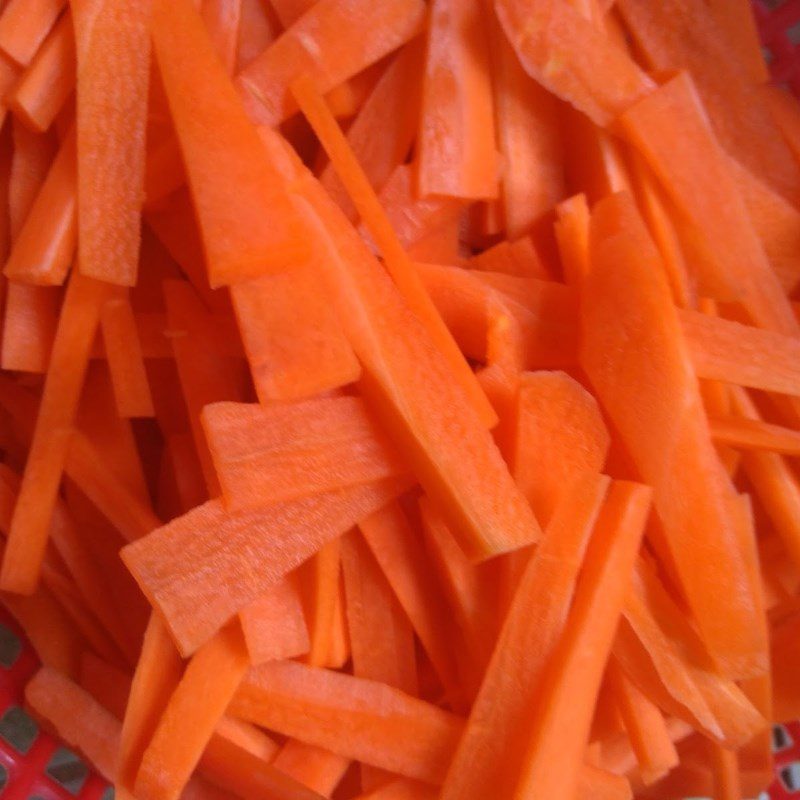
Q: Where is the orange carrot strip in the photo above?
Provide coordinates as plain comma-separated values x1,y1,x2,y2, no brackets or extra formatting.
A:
101,287,155,418
580,192,765,678
239,578,310,665
417,0,497,200
577,766,633,800
291,77,496,428
341,530,418,694
299,537,342,668
707,0,768,84
495,0,652,127
710,744,741,800
771,612,800,722
0,271,109,594
230,264,360,403
359,502,463,704
710,415,800,456
71,0,150,286
271,740,350,796
554,193,590,285
618,72,798,336
0,52,19,126
200,0,242,75
79,651,132,719
152,0,306,287
320,41,423,220
25,665,120,781
513,370,610,526
469,237,551,280
606,658,679,784
7,12,74,132
679,308,800,398
236,0,425,126
117,613,183,794
1,283,59,372
512,482,650,800
351,781,438,800
0,0,65,66
134,622,250,800
3,125,76,286
440,473,610,800
122,477,411,656
202,398,407,510
231,660,464,784
268,0,315,27
236,0,278,72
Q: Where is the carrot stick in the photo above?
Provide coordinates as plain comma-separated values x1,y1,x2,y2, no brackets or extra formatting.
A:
710,415,800,456
1,283,59,372
554,193,591,285
152,0,306,287
25,665,120,781
7,11,74,132
122,477,411,656
239,578,310,665
3,124,76,286
271,740,350,796
291,76,497,428
231,659,464,784
117,613,184,795
580,192,766,678
439,473,610,800
0,271,109,594
71,0,150,286
236,0,425,126
0,0,65,66
512,482,651,800
417,0,497,200
299,537,343,668
200,0,242,75
235,0,278,72
8,117,57,235
201,397,407,510
134,622,250,800
79,651,132,719
710,744,741,800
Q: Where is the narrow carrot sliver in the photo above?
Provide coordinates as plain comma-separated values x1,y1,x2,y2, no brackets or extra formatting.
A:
271,740,351,797
710,415,800,456
0,0,65,66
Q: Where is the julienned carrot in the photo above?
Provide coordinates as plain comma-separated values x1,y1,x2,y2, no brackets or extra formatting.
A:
235,0,278,72
230,659,464,784
117,614,183,794
4,124,76,285
494,0,652,127
440,473,609,800
554,193,590,285
1,283,59,372
417,0,497,200
291,77,496,429
512,370,610,526
236,0,425,125
359,502,462,704
0,271,110,595
134,622,250,800
200,0,242,75
229,262,360,404
101,287,155,418
9,115,57,236
619,72,798,337
239,578,309,665
679,307,800,397
151,0,306,287
7,11,74,132
25,666,120,781
580,192,766,679
0,0,65,66
469,237,550,279
300,537,343,668
271,740,350,796
711,414,800,455
122,477,411,656
201,397,407,510
340,530,418,694
320,41,424,220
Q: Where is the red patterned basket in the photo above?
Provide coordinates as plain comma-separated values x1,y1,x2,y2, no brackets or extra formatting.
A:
0,3,799,800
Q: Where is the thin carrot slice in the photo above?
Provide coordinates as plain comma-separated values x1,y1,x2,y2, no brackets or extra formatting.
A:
417,0,497,200
618,72,798,336
710,415,800,456
0,271,109,594
201,397,407,510
710,743,741,800
7,11,74,132
230,262,360,404
25,665,120,781
440,472,610,800
239,578,310,665
121,477,411,656
494,0,652,127
134,622,250,800
0,0,65,66
200,0,242,75
152,0,306,287
230,659,464,784
291,77,496,428
4,125,76,286
580,192,766,678
235,0,425,126
1,283,59,372
299,537,343,668
271,740,350,796
512,370,610,526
